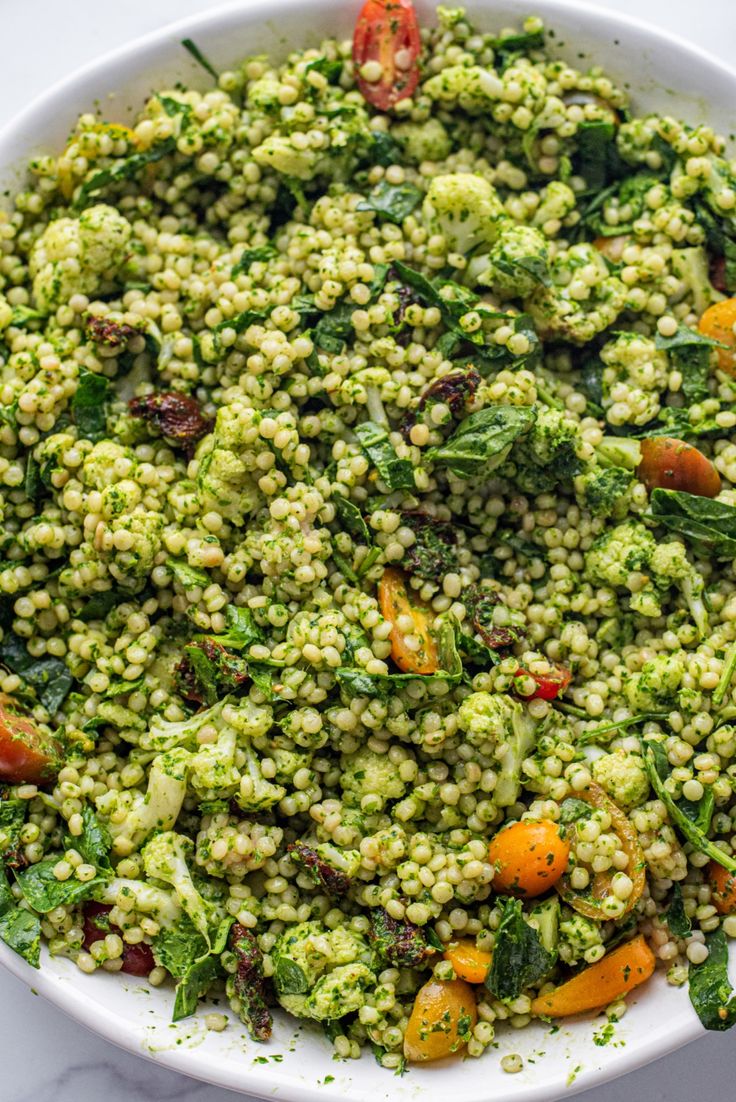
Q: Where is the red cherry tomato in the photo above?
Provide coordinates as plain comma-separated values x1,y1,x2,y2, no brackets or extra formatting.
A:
0,695,62,785
710,255,728,295
82,901,155,976
515,665,572,701
353,0,421,111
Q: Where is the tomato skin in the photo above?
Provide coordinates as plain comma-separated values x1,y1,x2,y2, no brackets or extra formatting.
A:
378,567,438,674
0,698,62,785
82,902,156,976
489,820,570,897
443,939,493,984
698,297,736,375
514,665,571,701
637,436,721,498
403,978,477,1063
353,0,421,111
710,255,728,295
708,861,736,915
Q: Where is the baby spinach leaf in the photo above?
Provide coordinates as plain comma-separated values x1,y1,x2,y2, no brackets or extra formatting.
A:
356,181,422,224
273,955,309,996
73,138,177,210
666,883,692,939
693,198,736,294
173,952,222,1021
154,917,208,977
364,130,403,168
0,906,41,968
77,806,112,872
0,632,72,713
655,323,721,404
426,404,536,479
71,367,110,441
0,798,26,859
212,605,265,650
332,494,372,545
688,927,736,1030
584,173,659,237
78,589,126,623
304,56,343,83
336,621,462,698
493,253,550,288
354,421,415,491
313,301,356,354
559,797,592,824
181,38,219,81
649,489,736,559
575,120,621,192
486,897,555,1001
167,558,210,590
231,245,278,278
491,27,545,69
0,865,15,914
17,857,104,913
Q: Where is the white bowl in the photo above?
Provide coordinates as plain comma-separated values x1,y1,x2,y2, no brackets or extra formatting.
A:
1,0,734,1098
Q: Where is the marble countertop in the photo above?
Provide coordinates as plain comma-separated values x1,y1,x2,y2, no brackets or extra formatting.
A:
1,0,735,1099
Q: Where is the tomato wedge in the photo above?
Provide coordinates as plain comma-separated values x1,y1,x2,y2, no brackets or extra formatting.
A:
636,436,721,498
378,567,438,673
353,0,421,111
0,695,62,785
82,902,156,976
514,665,571,701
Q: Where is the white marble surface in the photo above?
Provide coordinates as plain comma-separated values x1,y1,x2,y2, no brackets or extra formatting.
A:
1,0,735,1099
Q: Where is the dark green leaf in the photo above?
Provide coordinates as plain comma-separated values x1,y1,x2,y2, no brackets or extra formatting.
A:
493,253,550,288
0,865,15,915
575,120,621,192
104,677,145,698
649,489,736,559
72,367,110,441
426,404,536,479
304,57,343,84
0,906,41,968
486,897,555,1001
559,797,592,824
173,952,222,1021
354,421,415,491
212,606,264,650
655,323,721,404
332,495,372,546
666,883,692,939
491,28,545,70
73,138,177,211
356,181,422,224
17,857,104,912
337,621,462,697
688,928,736,1031
364,131,403,168
181,38,219,81
584,174,659,237
0,798,26,859
154,917,208,978
247,662,275,699
231,245,278,279
78,589,125,622
0,632,72,713
77,806,112,871
273,955,309,995
167,558,210,589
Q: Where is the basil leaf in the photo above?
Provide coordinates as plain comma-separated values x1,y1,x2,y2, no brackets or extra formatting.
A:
650,489,736,559
666,883,692,939
0,632,72,713
426,404,536,479
231,245,278,278
167,558,210,589
17,857,104,912
273,955,309,996
357,181,422,224
71,367,110,441
354,421,415,491
0,906,41,968
486,897,555,1001
688,928,736,1031
77,806,112,872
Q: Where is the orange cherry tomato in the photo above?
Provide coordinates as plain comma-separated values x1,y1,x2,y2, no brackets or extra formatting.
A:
403,978,477,1063
353,0,421,111
593,235,629,263
0,695,62,785
443,940,493,984
378,567,438,674
514,665,571,701
698,297,736,375
708,860,736,915
637,436,721,498
489,820,571,898
531,934,655,1018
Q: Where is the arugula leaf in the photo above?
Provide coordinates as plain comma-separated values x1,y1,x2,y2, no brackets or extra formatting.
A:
181,38,219,81
231,245,278,279
77,806,112,872
426,404,536,479
354,421,415,491
643,739,736,873
649,489,736,558
0,632,72,713
71,367,110,441
0,906,41,968
655,323,721,404
486,897,555,1001
167,558,210,589
73,138,177,210
357,181,422,224
17,857,104,912
688,928,736,1031
666,883,692,939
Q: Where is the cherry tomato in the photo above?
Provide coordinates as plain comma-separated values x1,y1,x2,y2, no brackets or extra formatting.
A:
82,902,156,976
488,820,570,897
710,255,728,295
0,696,62,785
593,235,629,263
514,665,571,701
378,567,438,674
637,436,721,498
403,978,477,1062
353,0,421,111
708,860,736,915
698,297,736,375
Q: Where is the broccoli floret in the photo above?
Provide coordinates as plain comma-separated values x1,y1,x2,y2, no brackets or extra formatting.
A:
475,223,549,296
624,651,687,711
591,748,650,811
142,830,222,942
340,746,408,810
422,173,505,255
30,203,132,312
576,466,633,517
271,920,377,1021
392,118,452,163
599,332,668,427
457,692,538,806
509,406,584,493
527,243,626,345
558,906,604,966
95,747,190,855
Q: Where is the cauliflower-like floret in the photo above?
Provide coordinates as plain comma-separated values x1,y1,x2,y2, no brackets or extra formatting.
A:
392,118,452,162
531,181,577,235
624,652,686,712
340,746,407,810
650,542,708,638
271,920,376,1021
142,830,223,941
575,466,632,518
591,749,650,811
422,173,505,255
457,692,538,806
600,333,668,427
252,134,319,180
95,747,190,856
195,812,283,879
558,907,605,966
105,511,164,583
508,406,583,493
423,65,506,112
475,223,549,296
527,243,626,345
81,441,138,490
30,204,131,312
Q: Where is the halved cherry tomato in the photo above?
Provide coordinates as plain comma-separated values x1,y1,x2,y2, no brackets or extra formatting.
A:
489,820,570,898
698,297,736,375
708,861,736,915
82,902,156,976
593,235,629,263
514,665,571,701
636,436,721,498
353,0,421,111
403,978,477,1062
443,939,493,984
530,934,655,1018
378,567,438,674
0,695,62,786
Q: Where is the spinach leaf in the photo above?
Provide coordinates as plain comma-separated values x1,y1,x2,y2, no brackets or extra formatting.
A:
313,301,355,353
158,913,233,1021
273,955,309,995
0,798,26,859
356,181,422,224
486,897,555,1001
231,244,278,278
336,620,462,698
575,120,621,192
426,404,536,479
212,605,264,650
78,589,125,623
173,952,222,1021
71,367,110,441
491,28,545,70
0,906,41,968
76,806,112,872
584,173,659,237
688,928,736,1030
0,865,14,914
493,253,550,288
655,323,721,404
181,38,219,81
17,857,104,913
643,739,736,873
104,677,145,698
0,632,72,713
364,131,403,168
331,495,380,579
693,198,736,294
649,489,736,559
167,558,210,589
73,139,177,211
559,797,592,824
400,512,459,582
154,916,208,977
304,56,343,83
666,883,692,939
354,421,415,491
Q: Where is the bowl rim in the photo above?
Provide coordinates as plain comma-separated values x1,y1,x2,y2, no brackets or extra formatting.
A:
0,0,730,1098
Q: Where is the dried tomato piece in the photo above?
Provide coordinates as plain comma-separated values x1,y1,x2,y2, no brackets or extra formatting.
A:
175,639,249,706
288,842,353,895
710,255,728,295
230,923,273,1042
86,315,140,349
368,907,436,967
129,392,213,445
401,368,480,440
465,585,520,650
